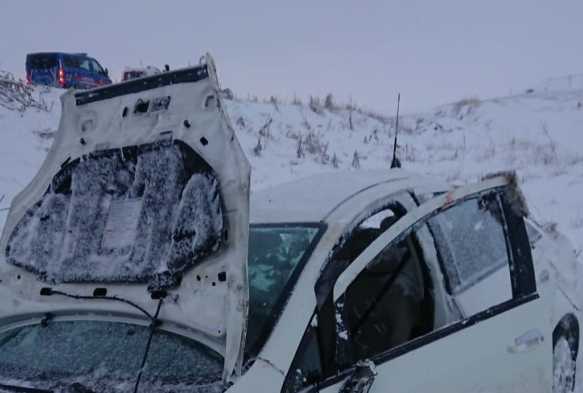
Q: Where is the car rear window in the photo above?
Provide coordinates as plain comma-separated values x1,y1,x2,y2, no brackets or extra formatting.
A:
26,53,57,69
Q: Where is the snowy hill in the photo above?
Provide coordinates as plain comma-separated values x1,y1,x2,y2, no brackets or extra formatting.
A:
230,89,583,258
1,78,582,259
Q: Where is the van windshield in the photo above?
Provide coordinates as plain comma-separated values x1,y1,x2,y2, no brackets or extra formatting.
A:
26,53,57,69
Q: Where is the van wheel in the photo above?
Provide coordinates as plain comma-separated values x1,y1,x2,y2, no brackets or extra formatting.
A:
553,335,576,393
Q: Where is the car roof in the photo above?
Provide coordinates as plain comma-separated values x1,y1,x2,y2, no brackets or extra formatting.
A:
27,52,91,58
27,52,59,56
250,169,451,224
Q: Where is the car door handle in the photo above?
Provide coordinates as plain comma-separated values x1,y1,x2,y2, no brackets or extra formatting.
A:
507,328,544,353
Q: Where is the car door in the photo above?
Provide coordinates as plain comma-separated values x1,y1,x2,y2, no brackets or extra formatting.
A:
295,174,551,392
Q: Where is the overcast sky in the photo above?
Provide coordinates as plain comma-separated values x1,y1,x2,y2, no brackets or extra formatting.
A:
1,0,582,113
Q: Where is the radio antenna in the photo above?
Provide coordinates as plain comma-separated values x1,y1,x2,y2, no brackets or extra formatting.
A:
390,93,401,168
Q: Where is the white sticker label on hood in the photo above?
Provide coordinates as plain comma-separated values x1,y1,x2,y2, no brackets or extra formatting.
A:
102,198,143,249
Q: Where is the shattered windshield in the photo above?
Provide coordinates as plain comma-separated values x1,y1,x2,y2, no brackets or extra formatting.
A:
0,321,223,392
245,224,322,359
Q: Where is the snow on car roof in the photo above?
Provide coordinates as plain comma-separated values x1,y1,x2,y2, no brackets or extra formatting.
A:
250,169,450,224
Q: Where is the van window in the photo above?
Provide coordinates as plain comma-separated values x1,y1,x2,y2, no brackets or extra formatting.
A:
63,55,91,71
91,60,105,74
26,54,57,69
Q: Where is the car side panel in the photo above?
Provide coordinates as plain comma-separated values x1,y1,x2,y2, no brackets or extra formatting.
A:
375,298,551,393
319,297,550,393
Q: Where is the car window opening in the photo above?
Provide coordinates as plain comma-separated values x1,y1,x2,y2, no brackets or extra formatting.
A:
345,194,513,362
312,203,431,376
344,210,430,362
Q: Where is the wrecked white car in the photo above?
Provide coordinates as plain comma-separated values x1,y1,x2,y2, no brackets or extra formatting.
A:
0,55,581,393
246,171,581,393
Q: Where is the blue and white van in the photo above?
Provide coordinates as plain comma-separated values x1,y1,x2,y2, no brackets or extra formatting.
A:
25,52,112,89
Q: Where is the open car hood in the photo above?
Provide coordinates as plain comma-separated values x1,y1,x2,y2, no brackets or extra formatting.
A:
0,54,250,382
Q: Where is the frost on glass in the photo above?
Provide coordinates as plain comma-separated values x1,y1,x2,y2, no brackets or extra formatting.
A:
428,193,509,294
0,321,223,392
5,139,223,291
245,225,320,357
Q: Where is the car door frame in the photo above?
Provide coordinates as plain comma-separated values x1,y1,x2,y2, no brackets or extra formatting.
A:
288,173,547,392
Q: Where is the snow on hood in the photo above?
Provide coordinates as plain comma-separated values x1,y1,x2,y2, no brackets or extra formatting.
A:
5,139,223,292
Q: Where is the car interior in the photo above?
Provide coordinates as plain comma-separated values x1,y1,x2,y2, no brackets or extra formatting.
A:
313,203,435,379
340,205,434,361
